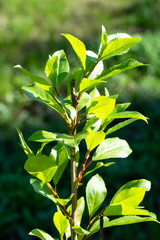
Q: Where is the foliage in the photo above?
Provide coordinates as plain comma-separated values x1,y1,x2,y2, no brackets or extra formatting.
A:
16,26,159,240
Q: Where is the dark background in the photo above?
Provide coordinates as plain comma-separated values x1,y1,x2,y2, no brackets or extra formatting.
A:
0,0,160,239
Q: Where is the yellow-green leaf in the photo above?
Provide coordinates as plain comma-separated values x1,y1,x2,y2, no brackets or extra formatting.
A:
85,129,105,151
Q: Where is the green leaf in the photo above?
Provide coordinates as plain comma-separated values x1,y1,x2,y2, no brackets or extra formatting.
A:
79,78,105,93
87,96,116,119
103,215,159,228
16,127,33,157
111,179,151,204
62,34,86,70
72,226,91,236
14,65,52,92
90,216,109,233
108,111,148,123
104,204,151,217
24,155,58,182
85,129,105,151
50,142,69,185
22,84,65,118
93,137,132,161
100,35,141,61
98,59,146,80
86,51,103,80
83,162,115,178
30,178,57,203
29,228,57,240
98,25,108,58
29,130,89,147
105,119,137,136
78,92,91,111
86,174,107,217
67,68,83,96
45,50,70,86
53,212,69,237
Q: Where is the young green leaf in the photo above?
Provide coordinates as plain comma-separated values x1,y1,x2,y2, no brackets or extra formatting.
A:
85,128,105,151
86,174,107,217
24,155,58,182
87,96,116,119
29,130,57,142
108,111,148,123
45,50,70,86
98,25,108,58
50,142,69,185
72,226,91,236
93,137,132,161
16,127,33,157
97,59,146,80
85,50,103,79
83,162,115,178
102,215,159,228
29,228,57,240
14,65,52,92
79,78,105,93
62,34,86,70
53,212,69,238
100,36,141,61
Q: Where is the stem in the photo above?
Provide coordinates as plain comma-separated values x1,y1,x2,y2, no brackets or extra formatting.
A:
86,60,99,78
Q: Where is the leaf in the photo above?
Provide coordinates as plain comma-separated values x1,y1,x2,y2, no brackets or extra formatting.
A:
78,92,91,111
86,51,103,79
62,34,86,70
14,65,51,92
53,212,69,237
29,130,90,147
24,155,58,182
30,178,57,203
93,137,132,161
100,36,141,61
22,84,65,117
87,96,116,119
105,119,137,136
72,226,91,236
103,215,159,228
108,111,148,123
50,142,69,185
79,78,105,93
111,179,151,204
98,25,108,58
86,174,107,217
29,228,57,240
104,204,151,217
98,59,146,80
85,129,105,151
83,162,115,178
16,127,33,156
45,50,70,86
90,216,109,233
67,68,83,96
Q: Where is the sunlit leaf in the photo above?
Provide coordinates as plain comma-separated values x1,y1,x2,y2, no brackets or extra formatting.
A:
93,137,132,161
85,129,105,151
62,34,86,70
98,59,146,80
72,226,91,236
108,111,148,123
98,25,108,58
29,228,57,240
86,50,103,79
24,155,58,182
87,96,115,119
86,174,107,217
83,162,115,177
16,127,33,156
53,212,69,237
79,78,105,93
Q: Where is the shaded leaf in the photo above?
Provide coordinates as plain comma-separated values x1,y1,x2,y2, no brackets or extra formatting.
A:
86,174,107,217
93,137,132,161
16,127,33,157
83,162,115,177
86,50,103,79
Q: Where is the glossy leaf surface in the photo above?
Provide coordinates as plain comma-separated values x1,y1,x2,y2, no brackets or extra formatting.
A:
86,174,107,217
29,228,57,240
93,137,132,161
24,155,58,182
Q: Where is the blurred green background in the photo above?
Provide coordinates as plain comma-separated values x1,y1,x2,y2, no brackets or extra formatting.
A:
0,0,160,239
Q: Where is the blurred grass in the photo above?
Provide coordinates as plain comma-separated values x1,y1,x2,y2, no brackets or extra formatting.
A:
0,0,160,239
